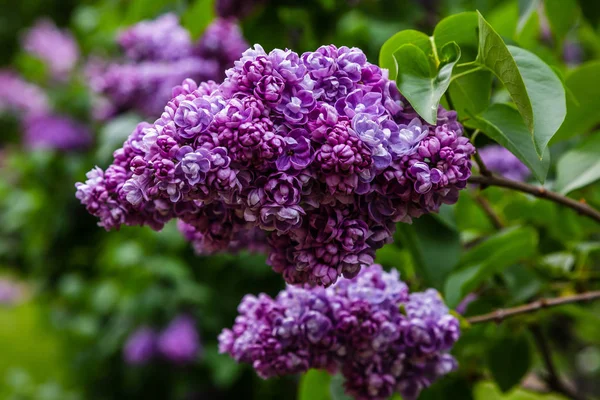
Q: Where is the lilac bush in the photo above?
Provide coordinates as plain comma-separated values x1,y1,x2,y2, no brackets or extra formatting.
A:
219,264,460,400
88,14,248,118
478,145,530,182
77,44,475,286
22,19,79,81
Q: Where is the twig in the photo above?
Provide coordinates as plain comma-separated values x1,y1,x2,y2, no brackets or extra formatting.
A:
468,175,600,224
466,291,600,324
530,325,587,400
474,194,505,229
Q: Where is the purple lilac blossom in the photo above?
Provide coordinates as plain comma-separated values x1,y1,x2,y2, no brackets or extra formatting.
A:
22,19,79,81
88,15,247,119
219,264,460,400
157,315,202,364
194,18,249,81
124,327,157,365
118,13,192,62
0,279,24,306
478,145,530,182
24,114,92,151
77,44,475,286
0,71,49,116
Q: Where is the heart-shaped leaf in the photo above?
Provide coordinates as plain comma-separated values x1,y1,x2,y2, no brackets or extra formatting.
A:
379,30,432,80
393,42,461,125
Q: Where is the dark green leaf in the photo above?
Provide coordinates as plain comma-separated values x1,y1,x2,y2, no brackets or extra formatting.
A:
397,214,461,290
330,374,353,400
487,332,531,392
393,42,461,125
476,11,534,137
298,370,332,400
465,104,550,183
379,30,432,80
555,132,600,194
433,12,479,61
553,62,600,142
448,68,493,119
181,0,215,39
508,46,566,158
444,226,538,307
502,264,542,304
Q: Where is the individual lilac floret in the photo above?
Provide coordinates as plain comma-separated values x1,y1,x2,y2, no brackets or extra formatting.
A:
157,315,202,364
24,114,92,151
77,44,475,286
118,13,192,62
123,327,157,365
22,19,79,81
0,71,49,116
219,265,460,400
478,145,530,182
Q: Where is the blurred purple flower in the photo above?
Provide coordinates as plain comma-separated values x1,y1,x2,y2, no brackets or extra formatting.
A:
478,145,530,182
24,114,92,151
158,315,201,364
22,19,79,81
124,327,157,365
0,70,49,116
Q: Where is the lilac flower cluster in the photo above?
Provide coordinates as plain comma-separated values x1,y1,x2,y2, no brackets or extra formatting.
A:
77,44,474,286
0,71,49,116
88,14,247,118
124,315,201,365
22,19,79,81
24,114,92,151
478,145,530,182
219,265,459,400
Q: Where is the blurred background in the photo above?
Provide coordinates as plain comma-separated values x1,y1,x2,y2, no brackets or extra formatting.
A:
1,0,600,399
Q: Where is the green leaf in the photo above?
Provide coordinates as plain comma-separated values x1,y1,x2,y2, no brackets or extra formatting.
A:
444,226,538,307
487,332,532,392
96,113,142,164
433,12,479,60
125,0,173,23
508,46,566,158
476,11,534,137
555,133,600,194
474,381,568,399
393,42,461,125
464,104,550,183
379,30,432,80
397,214,461,290
298,370,332,400
517,0,539,34
544,0,580,44
181,0,215,39
330,374,353,400
448,68,493,119
553,62,600,142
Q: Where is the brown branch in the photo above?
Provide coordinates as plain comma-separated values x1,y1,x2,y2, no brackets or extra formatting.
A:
530,325,587,400
468,175,600,224
474,194,505,229
466,290,600,324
